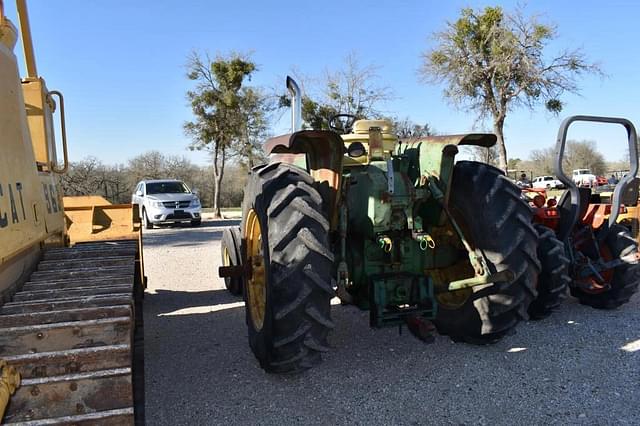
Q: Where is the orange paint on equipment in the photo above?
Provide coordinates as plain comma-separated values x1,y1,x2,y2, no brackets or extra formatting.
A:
578,244,615,294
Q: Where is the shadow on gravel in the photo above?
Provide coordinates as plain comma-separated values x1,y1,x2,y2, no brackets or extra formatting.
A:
142,220,239,248
144,287,640,425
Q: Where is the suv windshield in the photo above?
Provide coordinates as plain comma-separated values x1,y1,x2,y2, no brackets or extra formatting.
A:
146,181,190,195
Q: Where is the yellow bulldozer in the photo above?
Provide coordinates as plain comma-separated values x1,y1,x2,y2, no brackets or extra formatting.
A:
0,1,145,423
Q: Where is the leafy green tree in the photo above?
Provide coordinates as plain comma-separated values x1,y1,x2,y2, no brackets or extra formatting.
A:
233,87,270,169
184,52,258,217
420,6,601,172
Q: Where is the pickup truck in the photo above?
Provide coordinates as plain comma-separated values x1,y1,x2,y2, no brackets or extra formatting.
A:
532,176,564,189
572,169,597,187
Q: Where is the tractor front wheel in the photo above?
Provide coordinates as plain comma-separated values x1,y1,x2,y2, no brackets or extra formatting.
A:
570,224,640,309
241,163,335,373
221,227,243,296
434,161,540,343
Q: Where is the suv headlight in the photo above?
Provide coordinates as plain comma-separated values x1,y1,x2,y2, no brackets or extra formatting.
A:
150,200,164,208
191,197,201,207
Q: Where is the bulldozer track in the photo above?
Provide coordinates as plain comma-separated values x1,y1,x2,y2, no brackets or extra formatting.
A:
0,241,144,425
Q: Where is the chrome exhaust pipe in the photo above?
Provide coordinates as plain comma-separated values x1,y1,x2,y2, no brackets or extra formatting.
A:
286,76,302,132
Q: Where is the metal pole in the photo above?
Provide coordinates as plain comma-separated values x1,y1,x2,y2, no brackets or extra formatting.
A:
15,0,38,78
286,76,302,132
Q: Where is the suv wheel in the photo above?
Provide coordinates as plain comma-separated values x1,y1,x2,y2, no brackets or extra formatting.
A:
143,208,154,230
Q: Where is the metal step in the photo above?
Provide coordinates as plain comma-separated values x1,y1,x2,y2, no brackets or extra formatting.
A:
3,368,133,423
1,295,132,315
29,266,134,282
0,317,132,356
11,285,132,303
0,305,131,328
22,276,132,292
45,241,137,254
1,240,141,425
37,256,133,271
43,247,137,261
3,345,131,380
4,407,134,425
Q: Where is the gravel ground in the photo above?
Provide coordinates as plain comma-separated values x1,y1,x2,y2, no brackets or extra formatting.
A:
143,219,640,425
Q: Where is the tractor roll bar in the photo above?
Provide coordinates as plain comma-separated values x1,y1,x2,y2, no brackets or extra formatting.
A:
554,115,639,240
286,76,302,132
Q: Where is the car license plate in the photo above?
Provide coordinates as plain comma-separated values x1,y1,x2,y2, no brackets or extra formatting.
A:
174,210,184,214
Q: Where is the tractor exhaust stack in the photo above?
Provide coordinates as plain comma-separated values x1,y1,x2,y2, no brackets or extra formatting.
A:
286,76,302,132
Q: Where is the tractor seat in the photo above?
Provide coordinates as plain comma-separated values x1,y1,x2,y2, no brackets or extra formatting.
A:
352,120,394,135
621,177,640,206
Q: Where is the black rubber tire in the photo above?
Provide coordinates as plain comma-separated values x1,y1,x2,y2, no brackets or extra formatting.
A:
570,224,640,309
433,161,540,343
221,227,243,296
143,208,153,230
191,219,202,227
241,162,335,373
528,224,570,320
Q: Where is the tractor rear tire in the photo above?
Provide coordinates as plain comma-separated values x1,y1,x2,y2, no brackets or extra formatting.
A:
528,224,570,319
434,161,540,344
241,163,335,373
570,224,640,309
221,227,243,296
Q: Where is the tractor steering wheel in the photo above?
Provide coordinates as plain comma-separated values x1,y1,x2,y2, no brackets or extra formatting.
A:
329,114,358,134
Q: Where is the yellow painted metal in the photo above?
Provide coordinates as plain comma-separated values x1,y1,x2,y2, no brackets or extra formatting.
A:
0,360,20,420
63,195,112,208
63,197,142,244
222,246,231,267
22,77,59,170
245,209,266,331
431,261,474,309
0,10,64,273
15,0,36,78
593,190,639,242
342,119,398,167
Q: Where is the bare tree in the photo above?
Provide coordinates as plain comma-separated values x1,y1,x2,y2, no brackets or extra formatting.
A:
420,6,602,172
282,53,393,130
388,116,437,138
529,140,607,175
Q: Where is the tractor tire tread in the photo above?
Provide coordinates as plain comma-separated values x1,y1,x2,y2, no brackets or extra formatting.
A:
528,224,570,320
434,161,540,343
242,163,333,374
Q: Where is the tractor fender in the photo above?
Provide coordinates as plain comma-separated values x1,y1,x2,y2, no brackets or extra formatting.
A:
400,133,497,225
264,130,345,229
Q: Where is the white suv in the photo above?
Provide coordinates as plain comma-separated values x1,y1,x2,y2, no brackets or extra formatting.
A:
532,176,564,189
132,179,202,229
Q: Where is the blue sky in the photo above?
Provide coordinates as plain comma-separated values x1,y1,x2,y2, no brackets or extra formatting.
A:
6,0,639,165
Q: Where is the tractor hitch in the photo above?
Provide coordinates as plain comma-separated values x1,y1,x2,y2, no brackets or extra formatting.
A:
219,264,250,279
448,269,515,291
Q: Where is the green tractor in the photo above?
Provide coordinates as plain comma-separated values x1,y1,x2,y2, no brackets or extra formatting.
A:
219,77,540,373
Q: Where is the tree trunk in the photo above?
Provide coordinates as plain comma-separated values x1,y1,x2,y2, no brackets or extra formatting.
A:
493,119,508,173
212,145,221,218
211,144,226,219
